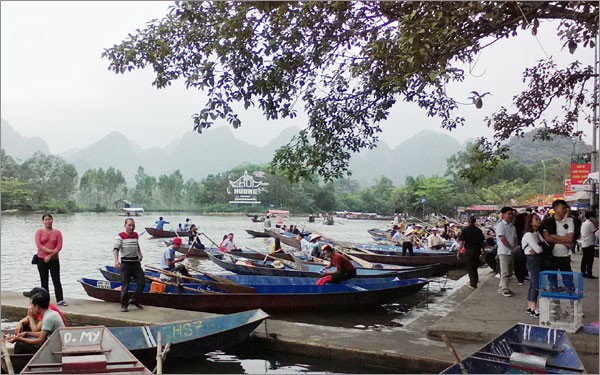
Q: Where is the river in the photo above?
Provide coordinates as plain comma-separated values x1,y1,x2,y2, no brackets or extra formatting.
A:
1,212,467,373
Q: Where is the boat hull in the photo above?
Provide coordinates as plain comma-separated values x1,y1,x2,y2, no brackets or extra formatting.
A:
145,227,190,238
80,277,428,314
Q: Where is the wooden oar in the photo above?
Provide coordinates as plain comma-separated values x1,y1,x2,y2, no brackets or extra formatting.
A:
145,265,256,294
182,256,251,288
1,337,15,374
340,251,376,269
441,333,467,375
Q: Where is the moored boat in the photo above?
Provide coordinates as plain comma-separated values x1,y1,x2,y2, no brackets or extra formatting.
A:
441,323,586,374
20,326,151,374
145,227,191,238
207,251,446,279
245,229,271,238
348,251,464,268
79,277,429,313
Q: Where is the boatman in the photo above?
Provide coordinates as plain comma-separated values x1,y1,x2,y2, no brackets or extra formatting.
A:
321,245,356,284
155,216,169,230
114,218,145,312
161,237,191,279
7,291,64,354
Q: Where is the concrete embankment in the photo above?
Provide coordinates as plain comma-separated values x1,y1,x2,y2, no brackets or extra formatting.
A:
2,253,598,373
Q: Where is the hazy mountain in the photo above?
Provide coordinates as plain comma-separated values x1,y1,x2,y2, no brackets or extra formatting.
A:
1,119,51,161
4,117,594,185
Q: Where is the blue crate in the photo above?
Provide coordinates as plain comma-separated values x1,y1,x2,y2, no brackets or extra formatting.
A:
539,271,583,299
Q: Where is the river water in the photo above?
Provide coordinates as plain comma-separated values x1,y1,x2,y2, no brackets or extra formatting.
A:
1,212,467,373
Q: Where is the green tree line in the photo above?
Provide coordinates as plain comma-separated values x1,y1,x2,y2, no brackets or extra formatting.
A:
1,145,570,216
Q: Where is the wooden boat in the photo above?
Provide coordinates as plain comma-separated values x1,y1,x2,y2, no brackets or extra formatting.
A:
144,227,190,238
79,277,429,313
207,251,445,279
3,308,269,373
109,309,268,369
264,228,303,249
20,326,151,374
441,323,586,374
251,217,265,223
348,251,464,268
245,229,271,238
162,240,211,258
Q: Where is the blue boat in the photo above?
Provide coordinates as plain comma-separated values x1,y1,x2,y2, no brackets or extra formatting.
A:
99,265,402,286
79,276,429,313
441,323,586,374
2,310,268,373
208,251,444,279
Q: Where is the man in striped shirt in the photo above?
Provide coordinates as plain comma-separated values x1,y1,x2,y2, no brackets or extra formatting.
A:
114,218,145,312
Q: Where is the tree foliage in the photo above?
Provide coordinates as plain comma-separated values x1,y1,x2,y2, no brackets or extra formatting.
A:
102,1,598,182
21,152,78,205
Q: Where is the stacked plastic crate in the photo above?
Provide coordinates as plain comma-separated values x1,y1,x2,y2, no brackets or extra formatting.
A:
538,271,584,333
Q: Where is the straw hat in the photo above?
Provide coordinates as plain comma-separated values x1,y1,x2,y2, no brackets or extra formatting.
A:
309,234,322,242
272,260,285,269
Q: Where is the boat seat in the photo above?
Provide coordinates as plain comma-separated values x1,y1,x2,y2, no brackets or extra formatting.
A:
62,354,107,373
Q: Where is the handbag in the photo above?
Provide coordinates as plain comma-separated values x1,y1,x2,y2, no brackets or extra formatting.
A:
31,255,38,265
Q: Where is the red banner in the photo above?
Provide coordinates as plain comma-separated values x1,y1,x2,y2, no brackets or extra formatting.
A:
570,163,591,185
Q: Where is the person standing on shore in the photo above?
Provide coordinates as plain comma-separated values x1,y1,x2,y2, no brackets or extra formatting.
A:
458,216,485,289
522,213,544,318
114,218,145,312
496,207,518,297
34,214,67,306
580,211,599,278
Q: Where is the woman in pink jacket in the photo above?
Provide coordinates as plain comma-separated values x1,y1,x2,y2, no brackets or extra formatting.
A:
34,214,67,306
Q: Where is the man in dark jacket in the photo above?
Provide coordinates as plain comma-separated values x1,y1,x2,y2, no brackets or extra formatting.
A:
458,216,486,289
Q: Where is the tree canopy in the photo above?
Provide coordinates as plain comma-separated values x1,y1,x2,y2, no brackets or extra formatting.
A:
103,1,598,182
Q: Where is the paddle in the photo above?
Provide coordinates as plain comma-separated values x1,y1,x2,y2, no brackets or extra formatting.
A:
182,254,250,288
340,251,376,269
441,333,467,375
145,265,256,294
1,337,15,374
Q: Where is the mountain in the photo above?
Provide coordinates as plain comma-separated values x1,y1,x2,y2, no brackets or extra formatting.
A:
507,130,592,164
1,119,51,161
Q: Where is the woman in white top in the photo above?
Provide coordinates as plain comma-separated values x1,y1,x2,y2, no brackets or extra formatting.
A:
521,213,544,317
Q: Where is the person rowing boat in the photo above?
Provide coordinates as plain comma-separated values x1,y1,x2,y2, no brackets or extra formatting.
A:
160,237,191,280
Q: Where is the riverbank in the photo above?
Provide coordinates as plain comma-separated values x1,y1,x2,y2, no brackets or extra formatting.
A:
2,253,597,373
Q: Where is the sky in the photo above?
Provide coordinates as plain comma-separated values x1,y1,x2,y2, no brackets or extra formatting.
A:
1,1,596,155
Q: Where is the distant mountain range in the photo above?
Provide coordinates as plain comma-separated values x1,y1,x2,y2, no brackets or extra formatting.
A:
1,117,591,186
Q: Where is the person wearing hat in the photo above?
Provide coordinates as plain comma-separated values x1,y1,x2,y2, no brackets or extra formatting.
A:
114,218,145,312
427,228,447,250
7,291,64,354
271,260,285,269
15,287,67,334
321,245,356,284
309,234,323,259
161,237,191,279
458,216,485,289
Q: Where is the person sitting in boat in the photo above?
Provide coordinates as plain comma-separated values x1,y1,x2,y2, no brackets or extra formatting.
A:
183,218,191,231
221,233,239,252
14,287,67,334
263,215,271,228
188,224,205,249
219,234,229,252
297,232,311,258
270,238,283,253
320,245,356,284
309,234,323,259
7,291,65,354
160,237,191,279
177,223,184,232
427,228,447,250
155,216,169,230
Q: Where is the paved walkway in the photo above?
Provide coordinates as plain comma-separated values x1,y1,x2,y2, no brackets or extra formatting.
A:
2,253,598,373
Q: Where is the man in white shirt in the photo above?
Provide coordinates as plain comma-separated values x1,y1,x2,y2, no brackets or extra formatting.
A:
540,199,575,289
427,228,446,250
496,206,518,297
579,211,598,279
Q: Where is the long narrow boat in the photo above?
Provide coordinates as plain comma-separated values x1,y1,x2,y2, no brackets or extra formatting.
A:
207,251,445,279
163,240,211,258
245,229,271,238
20,326,151,374
80,277,429,313
441,323,586,374
348,251,464,268
3,311,268,373
264,228,303,249
145,227,190,238
99,265,405,285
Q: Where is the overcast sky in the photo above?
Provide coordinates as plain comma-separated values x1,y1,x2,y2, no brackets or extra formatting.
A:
1,1,595,154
